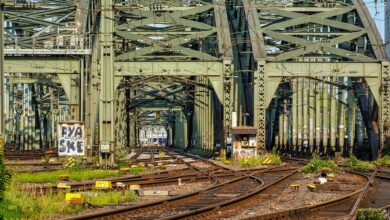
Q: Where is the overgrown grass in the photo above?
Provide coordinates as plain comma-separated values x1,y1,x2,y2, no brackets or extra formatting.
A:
356,208,387,220
0,179,138,219
0,153,12,202
342,156,375,172
233,152,282,168
128,166,154,175
81,190,137,206
300,154,341,174
375,155,390,167
14,169,121,183
235,155,263,168
0,180,82,219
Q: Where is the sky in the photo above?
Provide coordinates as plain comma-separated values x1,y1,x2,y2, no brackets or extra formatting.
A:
366,0,386,41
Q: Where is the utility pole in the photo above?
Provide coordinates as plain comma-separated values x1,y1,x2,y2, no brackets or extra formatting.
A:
386,0,390,57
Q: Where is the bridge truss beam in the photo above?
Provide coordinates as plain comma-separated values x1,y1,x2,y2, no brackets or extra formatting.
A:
238,0,389,159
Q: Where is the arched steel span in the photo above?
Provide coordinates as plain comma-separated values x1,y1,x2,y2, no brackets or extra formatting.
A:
1,0,389,160
232,0,389,159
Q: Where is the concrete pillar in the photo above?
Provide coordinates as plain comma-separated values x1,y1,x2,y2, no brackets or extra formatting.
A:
339,104,346,153
292,79,298,152
347,79,356,155
297,78,303,152
323,80,329,154
278,113,283,148
315,82,322,153
208,85,214,148
309,80,315,153
283,113,288,150
339,77,347,153
303,79,309,152
330,78,337,152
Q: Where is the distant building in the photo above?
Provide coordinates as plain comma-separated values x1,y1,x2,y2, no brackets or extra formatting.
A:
139,126,167,147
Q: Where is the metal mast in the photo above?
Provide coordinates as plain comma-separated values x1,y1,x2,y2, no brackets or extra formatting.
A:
0,0,4,136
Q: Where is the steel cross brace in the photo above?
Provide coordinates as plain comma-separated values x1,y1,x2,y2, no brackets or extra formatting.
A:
264,30,374,62
381,62,390,153
255,61,266,152
115,3,218,61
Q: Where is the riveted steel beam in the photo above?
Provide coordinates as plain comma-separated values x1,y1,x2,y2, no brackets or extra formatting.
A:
4,58,80,74
99,0,115,162
243,0,387,157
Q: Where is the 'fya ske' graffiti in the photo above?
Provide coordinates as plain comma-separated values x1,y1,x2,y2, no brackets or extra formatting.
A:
58,123,85,156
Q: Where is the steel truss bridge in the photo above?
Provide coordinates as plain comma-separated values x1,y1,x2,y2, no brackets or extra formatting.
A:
0,0,389,160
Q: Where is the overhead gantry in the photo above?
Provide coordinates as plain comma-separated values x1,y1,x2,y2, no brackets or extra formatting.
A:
93,0,233,157
233,0,389,159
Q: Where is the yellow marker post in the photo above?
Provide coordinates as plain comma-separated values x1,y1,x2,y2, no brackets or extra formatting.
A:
262,157,272,165
119,167,130,174
290,183,300,191
57,182,71,189
221,149,226,162
307,184,316,192
95,181,112,189
130,184,140,190
65,193,82,201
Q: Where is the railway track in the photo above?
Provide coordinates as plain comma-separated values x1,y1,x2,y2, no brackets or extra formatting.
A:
65,165,299,220
4,144,58,160
360,170,390,210
25,149,243,194
242,171,371,220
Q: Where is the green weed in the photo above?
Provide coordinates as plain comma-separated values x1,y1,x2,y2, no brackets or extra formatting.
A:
0,153,12,202
128,166,153,175
357,208,387,220
234,152,282,168
300,154,341,174
343,156,375,172
0,179,137,219
14,169,121,183
81,190,137,206
375,155,390,167
0,180,81,219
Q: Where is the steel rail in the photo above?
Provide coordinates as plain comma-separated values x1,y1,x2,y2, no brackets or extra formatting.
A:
243,171,371,220
160,168,299,220
64,165,299,220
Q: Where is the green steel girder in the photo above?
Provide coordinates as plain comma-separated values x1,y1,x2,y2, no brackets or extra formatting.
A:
113,2,219,61
241,0,388,156
248,0,383,62
99,0,115,157
4,1,79,49
4,57,80,74
2,1,90,148
95,0,233,152
118,76,211,108
3,0,387,159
